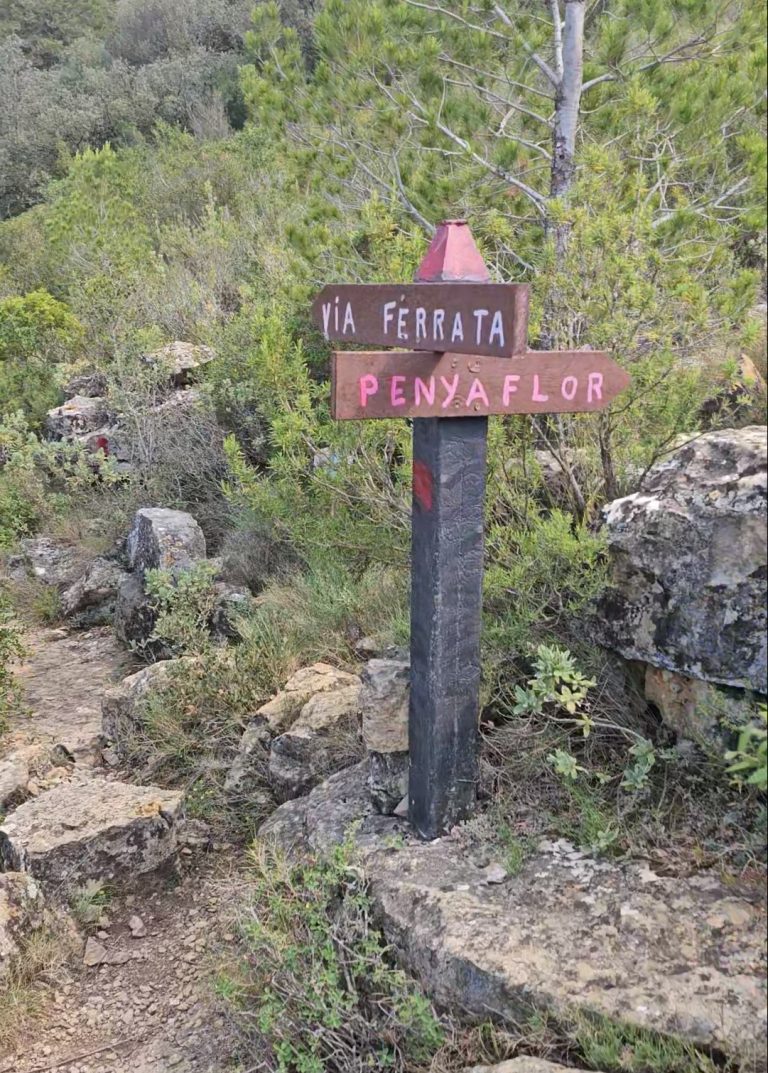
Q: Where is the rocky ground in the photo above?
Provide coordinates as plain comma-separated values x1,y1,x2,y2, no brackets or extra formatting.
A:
0,627,241,1073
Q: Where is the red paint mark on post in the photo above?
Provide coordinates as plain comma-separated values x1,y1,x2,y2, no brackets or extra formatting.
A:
413,460,433,511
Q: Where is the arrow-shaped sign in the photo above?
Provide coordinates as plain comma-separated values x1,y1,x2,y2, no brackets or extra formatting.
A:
331,349,631,420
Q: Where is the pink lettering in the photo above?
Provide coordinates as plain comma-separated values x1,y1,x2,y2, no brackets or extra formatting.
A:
391,375,406,406
466,378,490,408
440,374,460,409
503,375,520,406
561,375,578,401
532,375,549,403
414,376,436,407
359,374,379,407
587,371,603,403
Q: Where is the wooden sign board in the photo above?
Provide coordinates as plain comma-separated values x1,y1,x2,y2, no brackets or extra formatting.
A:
331,350,631,420
312,283,529,358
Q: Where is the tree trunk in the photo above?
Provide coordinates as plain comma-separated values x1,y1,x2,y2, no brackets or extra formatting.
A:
541,0,585,348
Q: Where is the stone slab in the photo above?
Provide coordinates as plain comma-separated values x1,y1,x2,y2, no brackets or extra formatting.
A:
261,767,768,1071
0,775,182,889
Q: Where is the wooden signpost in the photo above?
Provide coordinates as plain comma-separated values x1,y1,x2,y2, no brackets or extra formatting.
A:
313,220,630,840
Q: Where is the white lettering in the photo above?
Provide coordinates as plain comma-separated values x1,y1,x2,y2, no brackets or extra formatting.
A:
322,302,332,337
433,309,445,341
415,307,427,342
383,301,397,336
473,309,489,346
451,312,464,344
342,302,356,335
489,311,505,348
397,307,410,341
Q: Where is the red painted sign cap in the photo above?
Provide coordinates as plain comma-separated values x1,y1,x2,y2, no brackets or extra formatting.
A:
415,220,491,283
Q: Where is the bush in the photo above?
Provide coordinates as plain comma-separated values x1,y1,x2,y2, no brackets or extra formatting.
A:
220,840,445,1073
0,290,84,424
0,587,24,737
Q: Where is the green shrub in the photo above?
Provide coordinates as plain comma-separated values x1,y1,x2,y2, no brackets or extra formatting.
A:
0,588,24,737
0,411,119,548
0,290,84,423
220,840,445,1072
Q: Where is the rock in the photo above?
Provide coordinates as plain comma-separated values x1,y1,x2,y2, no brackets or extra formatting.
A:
0,873,45,978
263,774,767,1073
368,751,409,815
466,1062,591,1073
0,776,183,888
124,507,206,575
0,753,30,813
102,660,189,760
260,761,374,854
596,427,767,694
83,936,108,966
361,659,409,752
224,719,272,798
77,424,132,469
113,572,157,649
209,582,255,641
128,914,147,938
63,371,108,398
45,395,110,439
60,557,130,620
256,663,361,734
268,685,363,802
147,342,215,387
643,665,756,743
10,536,86,589
361,659,410,814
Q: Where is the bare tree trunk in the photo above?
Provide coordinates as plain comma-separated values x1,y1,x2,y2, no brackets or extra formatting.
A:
540,0,585,351
548,0,585,256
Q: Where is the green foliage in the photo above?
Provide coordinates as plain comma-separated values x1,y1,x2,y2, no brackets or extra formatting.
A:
0,587,24,737
0,411,119,548
69,880,113,928
145,561,220,656
569,1010,721,1073
0,290,83,422
221,840,445,1072
726,704,768,793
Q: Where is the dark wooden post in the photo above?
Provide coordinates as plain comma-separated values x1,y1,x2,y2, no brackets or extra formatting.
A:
408,221,491,839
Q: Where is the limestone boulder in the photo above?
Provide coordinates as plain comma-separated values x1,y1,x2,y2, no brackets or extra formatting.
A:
63,371,108,398
60,557,129,621
262,774,767,1072
124,507,206,576
0,753,30,814
596,427,767,693
256,663,361,734
0,873,45,979
113,572,157,649
102,659,189,760
45,395,110,439
223,719,272,799
268,684,363,802
467,1063,596,1073
147,341,215,387
8,536,86,589
0,776,183,888
361,658,410,814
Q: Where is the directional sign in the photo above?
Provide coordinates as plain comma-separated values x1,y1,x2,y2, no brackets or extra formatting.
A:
312,282,529,358
331,350,631,420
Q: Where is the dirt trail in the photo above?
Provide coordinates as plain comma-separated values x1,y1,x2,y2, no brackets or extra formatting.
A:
1,628,242,1073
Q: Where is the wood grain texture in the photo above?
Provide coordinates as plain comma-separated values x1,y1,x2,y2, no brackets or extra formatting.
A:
331,349,631,420
313,283,529,357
